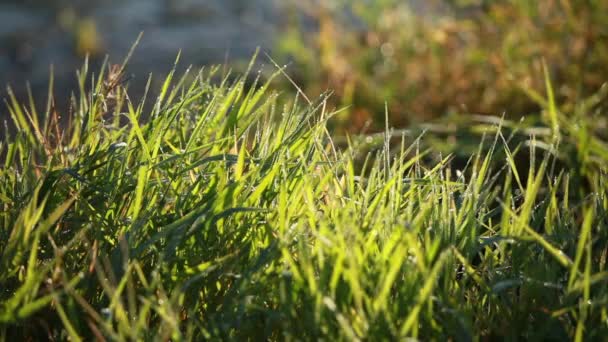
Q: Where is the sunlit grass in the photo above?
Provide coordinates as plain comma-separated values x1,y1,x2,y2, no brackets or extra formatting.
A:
0,52,607,340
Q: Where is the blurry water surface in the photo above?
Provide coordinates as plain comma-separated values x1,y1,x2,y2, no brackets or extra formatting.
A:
0,0,279,110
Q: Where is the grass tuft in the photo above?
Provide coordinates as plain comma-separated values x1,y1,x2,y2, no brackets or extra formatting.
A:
1,54,607,340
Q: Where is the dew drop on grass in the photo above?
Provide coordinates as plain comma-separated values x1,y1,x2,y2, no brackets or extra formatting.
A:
109,142,127,151
101,308,112,319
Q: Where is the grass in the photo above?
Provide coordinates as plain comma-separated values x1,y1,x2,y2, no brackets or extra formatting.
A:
0,51,608,340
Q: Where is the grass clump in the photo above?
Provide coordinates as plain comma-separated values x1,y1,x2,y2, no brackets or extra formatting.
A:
1,55,608,340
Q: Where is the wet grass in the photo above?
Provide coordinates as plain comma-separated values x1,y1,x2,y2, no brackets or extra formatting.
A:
0,53,607,340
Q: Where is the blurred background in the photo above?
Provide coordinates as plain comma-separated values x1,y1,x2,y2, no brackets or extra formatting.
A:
0,0,280,109
1,0,607,132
